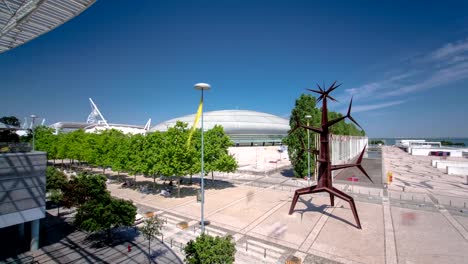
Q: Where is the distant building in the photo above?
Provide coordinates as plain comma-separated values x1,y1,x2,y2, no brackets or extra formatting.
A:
151,110,290,146
49,98,151,135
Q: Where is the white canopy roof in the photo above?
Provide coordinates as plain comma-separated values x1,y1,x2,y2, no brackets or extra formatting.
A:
151,110,290,136
0,0,96,54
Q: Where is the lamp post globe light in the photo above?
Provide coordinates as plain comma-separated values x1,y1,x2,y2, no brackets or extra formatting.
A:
30,114,37,151
194,82,211,234
305,115,312,185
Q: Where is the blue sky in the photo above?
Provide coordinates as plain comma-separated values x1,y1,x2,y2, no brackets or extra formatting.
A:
1,0,468,138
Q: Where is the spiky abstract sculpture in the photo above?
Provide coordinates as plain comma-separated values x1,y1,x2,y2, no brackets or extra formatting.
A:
288,82,373,229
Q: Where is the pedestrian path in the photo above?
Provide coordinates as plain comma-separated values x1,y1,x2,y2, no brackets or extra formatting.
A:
157,212,291,263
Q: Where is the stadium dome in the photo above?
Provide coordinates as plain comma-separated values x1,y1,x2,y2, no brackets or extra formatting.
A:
150,110,290,146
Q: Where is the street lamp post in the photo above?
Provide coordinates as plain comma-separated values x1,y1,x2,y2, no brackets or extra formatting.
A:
194,83,211,234
31,115,37,151
305,115,312,185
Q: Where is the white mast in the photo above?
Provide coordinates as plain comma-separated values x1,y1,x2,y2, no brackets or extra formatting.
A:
144,118,151,130
87,98,109,128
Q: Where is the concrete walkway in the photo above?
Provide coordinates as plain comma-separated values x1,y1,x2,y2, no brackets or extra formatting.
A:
26,211,183,264
106,168,468,264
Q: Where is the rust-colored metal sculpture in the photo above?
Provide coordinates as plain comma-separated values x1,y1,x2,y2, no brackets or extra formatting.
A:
288,82,373,229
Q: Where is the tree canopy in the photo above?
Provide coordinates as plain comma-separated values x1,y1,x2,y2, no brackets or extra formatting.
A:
283,93,365,177
184,234,236,264
62,173,109,208
0,116,20,126
74,196,136,237
60,172,136,237
140,216,165,259
33,122,237,189
46,166,68,191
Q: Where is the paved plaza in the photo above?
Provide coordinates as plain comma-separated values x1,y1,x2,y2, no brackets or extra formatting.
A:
102,146,468,264
9,146,467,264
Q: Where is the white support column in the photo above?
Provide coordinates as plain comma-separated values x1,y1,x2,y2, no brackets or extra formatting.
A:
30,219,40,251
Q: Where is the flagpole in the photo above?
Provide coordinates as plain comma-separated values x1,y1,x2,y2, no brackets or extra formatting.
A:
195,83,211,234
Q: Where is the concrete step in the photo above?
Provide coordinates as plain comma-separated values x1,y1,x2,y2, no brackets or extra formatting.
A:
237,239,284,263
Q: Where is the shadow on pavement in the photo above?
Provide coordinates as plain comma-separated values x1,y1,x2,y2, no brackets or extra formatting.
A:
294,196,358,228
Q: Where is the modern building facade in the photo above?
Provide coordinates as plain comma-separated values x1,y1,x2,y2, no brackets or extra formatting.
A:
0,151,46,251
150,110,290,146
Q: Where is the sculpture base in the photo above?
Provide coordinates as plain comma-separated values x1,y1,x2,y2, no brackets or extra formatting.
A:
288,185,362,229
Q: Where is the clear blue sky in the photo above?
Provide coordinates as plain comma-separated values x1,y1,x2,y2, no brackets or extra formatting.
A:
1,0,468,138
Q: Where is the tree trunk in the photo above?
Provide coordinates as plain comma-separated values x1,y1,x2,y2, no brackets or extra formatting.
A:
189,174,192,185
107,228,112,241
57,203,60,217
211,171,214,185
148,240,151,261
153,174,156,190
103,167,106,175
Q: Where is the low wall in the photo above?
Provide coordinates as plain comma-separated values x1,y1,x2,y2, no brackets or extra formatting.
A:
411,148,463,157
330,135,368,165
446,166,468,176
437,162,468,170
432,159,468,167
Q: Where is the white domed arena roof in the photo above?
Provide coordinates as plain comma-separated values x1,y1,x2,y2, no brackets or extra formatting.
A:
150,110,289,136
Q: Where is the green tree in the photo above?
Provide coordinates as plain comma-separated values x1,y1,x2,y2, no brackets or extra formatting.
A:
186,129,201,184
74,196,136,239
160,122,193,197
204,125,235,184
140,216,164,260
283,93,365,177
34,126,59,161
49,189,63,217
369,140,385,145
62,173,109,208
282,94,321,177
184,234,236,264
67,130,88,167
56,132,72,167
110,132,131,179
142,131,165,189
0,116,20,126
127,133,146,180
214,154,238,178
93,129,127,174
46,166,68,191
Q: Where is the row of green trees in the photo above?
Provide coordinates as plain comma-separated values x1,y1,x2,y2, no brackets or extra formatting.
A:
283,94,366,177
35,121,238,195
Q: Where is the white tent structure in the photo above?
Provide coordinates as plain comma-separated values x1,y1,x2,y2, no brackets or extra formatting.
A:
0,0,96,54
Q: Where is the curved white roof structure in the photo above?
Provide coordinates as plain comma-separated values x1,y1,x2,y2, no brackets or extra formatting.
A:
151,110,290,145
0,0,96,54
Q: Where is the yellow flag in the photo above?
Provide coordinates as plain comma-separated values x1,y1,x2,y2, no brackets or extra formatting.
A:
187,97,203,147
